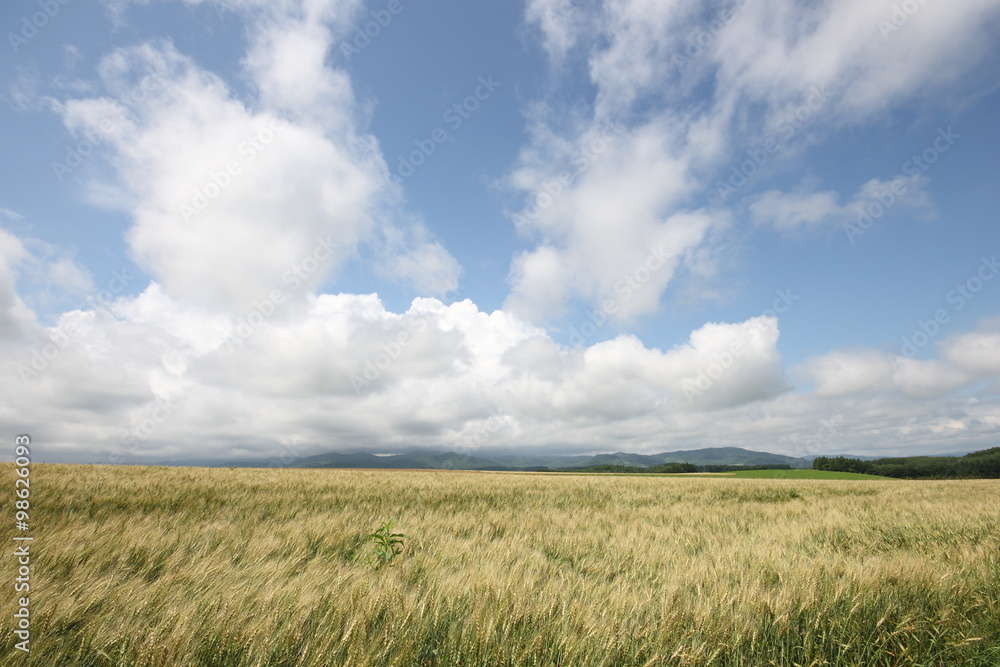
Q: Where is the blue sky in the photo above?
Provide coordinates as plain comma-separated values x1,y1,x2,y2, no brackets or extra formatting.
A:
2,0,999,464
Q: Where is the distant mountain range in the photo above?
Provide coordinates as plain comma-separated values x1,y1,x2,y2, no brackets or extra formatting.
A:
146,447,977,470
285,446,811,471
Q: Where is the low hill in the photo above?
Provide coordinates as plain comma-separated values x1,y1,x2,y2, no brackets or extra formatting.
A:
291,450,506,471
287,447,811,471
655,447,807,468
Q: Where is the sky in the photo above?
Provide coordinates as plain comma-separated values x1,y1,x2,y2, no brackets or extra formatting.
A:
1,0,999,465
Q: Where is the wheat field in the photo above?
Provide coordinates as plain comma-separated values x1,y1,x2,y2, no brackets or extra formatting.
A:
2,463,999,666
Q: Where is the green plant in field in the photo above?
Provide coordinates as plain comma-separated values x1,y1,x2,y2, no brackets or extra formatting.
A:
364,520,406,570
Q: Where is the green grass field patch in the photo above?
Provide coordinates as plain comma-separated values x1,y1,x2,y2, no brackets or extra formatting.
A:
725,469,891,480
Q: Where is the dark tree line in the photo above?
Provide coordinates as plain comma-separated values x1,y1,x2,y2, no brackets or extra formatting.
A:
813,447,1000,479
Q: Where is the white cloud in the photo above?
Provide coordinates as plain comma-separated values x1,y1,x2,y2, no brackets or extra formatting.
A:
0,229,35,340
941,322,1000,378
799,345,987,401
750,176,934,236
0,228,95,327
376,225,461,297
59,40,370,313
504,116,718,322
55,6,458,314
241,1,360,131
2,235,999,463
513,0,1000,314
749,189,842,234
0,247,795,462
710,0,1000,124
891,358,970,398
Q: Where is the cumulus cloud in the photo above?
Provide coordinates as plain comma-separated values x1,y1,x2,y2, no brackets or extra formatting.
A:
511,0,1000,317
0,248,792,462
55,3,458,315
3,228,998,464
504,117,718,322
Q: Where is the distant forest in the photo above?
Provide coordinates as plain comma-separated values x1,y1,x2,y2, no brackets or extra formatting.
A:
813,448,1000,479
